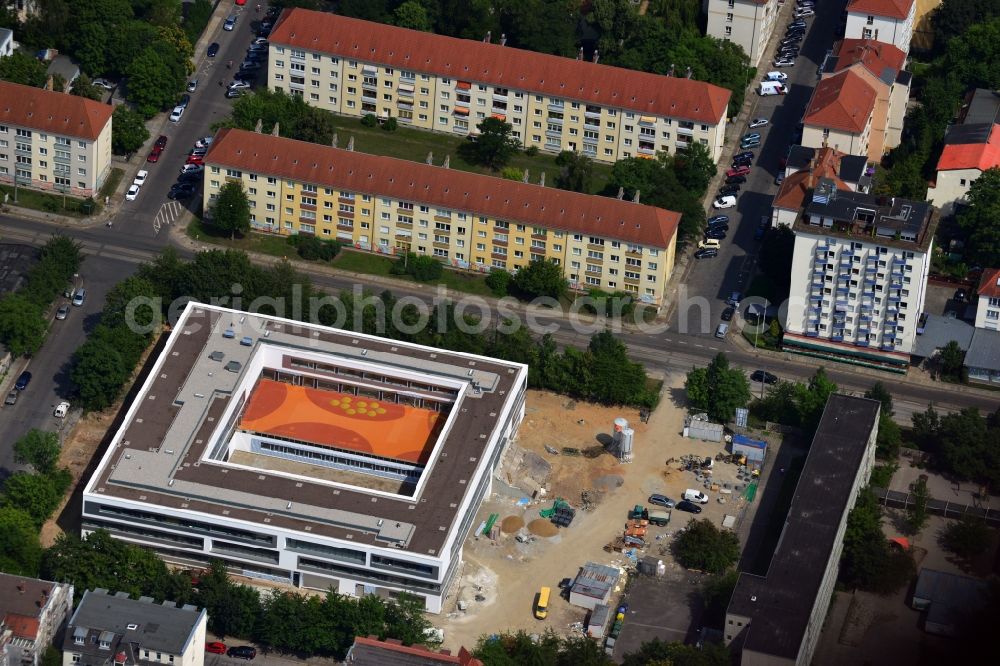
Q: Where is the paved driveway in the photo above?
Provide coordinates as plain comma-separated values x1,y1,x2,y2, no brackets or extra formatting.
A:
613,571,708,659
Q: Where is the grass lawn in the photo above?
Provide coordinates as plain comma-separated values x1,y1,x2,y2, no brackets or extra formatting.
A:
99,167,125,201
341,122,613,194
187,218,296,258
0,184,98,217
332,249,495,298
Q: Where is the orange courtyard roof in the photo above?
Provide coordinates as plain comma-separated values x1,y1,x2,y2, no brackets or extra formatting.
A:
239,380,444,465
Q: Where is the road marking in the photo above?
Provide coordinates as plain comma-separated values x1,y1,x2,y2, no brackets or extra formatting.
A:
694,344,704,348
153,201,183,234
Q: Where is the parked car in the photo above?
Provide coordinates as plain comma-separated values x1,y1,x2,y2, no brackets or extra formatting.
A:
92,78,115,90
648,494,675,508
726,165,750,178
177,171,202,184
740,139,761,149
54,401,70,418
754,226,766,241
707,215,729,227
178,93,191,108
194,136,214,149
227,646,256,661
225,88,246,98
4,390,16,405
56,305,69,320
733,150,754,161
795,8,815,17
721,306,735,322
146,146,162,163
206,643,227,655
775,172,785,185
253,37,270,47
185,155,204,166
749,117,769,128
229,80,251,90
126,183,140,201
155,135,168,149
713,195,737,209
694,248,718,260
727,291,743,307
223,15,237,31
773,58,796,68
14,371,32,391
169,105,185,122
718,185,740,197
72,289,86,306
751,370,779,385
675,500,702,514
187,79,199,92
239,61,262,72
133,170,148,187
704,228,728,240
732,156,753,167
725,175,747,185
168,183,196,200
179,164,204,175
207,42,220,57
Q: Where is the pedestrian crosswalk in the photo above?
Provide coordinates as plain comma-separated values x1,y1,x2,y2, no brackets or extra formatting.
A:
153,201,184,234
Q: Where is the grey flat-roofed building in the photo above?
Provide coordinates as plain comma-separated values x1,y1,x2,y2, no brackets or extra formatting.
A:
61,589,206,666
80,303,528,613
725,395,880,665
569,562,621,610
911,313,974,358
911,569,991,636
964,328,1000,386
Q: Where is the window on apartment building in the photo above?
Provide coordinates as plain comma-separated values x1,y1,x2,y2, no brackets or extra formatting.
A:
725,26,732,36
726,13,733,22
866,15,874,24
728,0,735,6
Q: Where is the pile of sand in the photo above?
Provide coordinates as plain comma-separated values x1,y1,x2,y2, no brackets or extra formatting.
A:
501,515,525,533
527,518,559,537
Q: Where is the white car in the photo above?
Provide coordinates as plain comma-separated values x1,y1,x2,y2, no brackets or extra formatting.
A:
773,58,796,68
194,136,214,149
169,105,185,122
749,117,769,128
54,401,70,418
179,164,204,175
126,183,140,200
228,80,251,90
765,71,788,82
223,15,236,31
133,169,148,187
713,195,737,209
92,78,115,90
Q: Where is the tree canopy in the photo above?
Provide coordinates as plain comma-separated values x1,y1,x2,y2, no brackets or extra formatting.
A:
839,489,915,593
220,89,337,145
13,429,62,475
0,51,49,87
911,406,1000,486
672,519,740,574
111,105,151,156
554,151,595,193
512,259,568,300
467,117,521,170
685,353,750,423
956,167,1000,268
210,182,252,239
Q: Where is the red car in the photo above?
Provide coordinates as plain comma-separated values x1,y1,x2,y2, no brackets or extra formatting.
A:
146,147,162,163
726,165,751,178
205,642,226,655
154,135,168,149
185,156,204,166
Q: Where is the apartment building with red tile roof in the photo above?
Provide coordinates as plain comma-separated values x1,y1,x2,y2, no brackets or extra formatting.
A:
845,0,916,53
0,80,113,196
928,90,1000,214
204,128,681,304
0,573,74,666
266,9,731,164
802,70,878,160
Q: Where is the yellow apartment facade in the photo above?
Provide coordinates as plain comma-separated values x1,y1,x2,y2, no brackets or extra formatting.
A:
265,9,732,164
204,129,681,305
0,80,113,197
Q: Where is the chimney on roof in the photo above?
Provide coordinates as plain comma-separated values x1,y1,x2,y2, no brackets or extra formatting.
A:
617,187,624,200
347,136,354,151
686,66,693,79
271,122,280,137
332,133,338,148
632,190,640,204
592,50,600,64
522,168,529,183
577,47,583,61
443,155,450,169
500,33,507,46
254,118,262,133
484,31,491,43
426,151,433,165
539,172,545,187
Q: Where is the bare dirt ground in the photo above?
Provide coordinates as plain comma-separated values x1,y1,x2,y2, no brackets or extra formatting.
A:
437,384,757,653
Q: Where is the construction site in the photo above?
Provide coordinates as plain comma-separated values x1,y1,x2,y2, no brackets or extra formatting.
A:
437,382,775,654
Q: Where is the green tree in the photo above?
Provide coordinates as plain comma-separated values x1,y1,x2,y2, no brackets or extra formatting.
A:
13,429,62,475
554,151,594,193
0,294,47,357
587,331,653,406
111,105,150,156
938,340,967,381
221,89,336,144
685,353,750,423
196,560,261,638
840,489,915,593
512,259,568,300
393,0,432,30
795,367,838,433
0,506,43,576
865,382,902,458
1,472,67,528
102,276,159,332
673,143,716,194
672,519,740,574
485,268,512,296
0,51,49,87
470,117,520,170
211,182,252,239
906,476,930,534
956,167,1000,269
932,0,1000,50
70,335,132,410
40,647,62,666
605,153,706,242
941,515,992,560
70,73,104,100
500,166,524,181
125,40,186,117
621,638,730,666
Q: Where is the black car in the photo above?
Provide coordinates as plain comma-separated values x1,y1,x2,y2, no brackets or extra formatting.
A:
707,215,729,227
718,185,740,197
782,34,803,43
245,51,267,62
227,646,256,661
786,28,805,38
177,172,201,184
751,370,779,385
732,157,752,168
676,500,703,514
754,226,766,241
733,150,754,161
239,62,262,73
178,93,191,108
704,228,727,240
14,371,31,390
954,288,968,302
694,248,718,260
168,183,196,200
721,306,735,322
706,223,729,235
207,42,220,58
725,175,747,185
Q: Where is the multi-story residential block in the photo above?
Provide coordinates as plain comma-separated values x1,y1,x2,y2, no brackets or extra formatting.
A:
0,80,113,197
819,39,910,159
266,9,731,164
783,180,937,371
845,0,916,54
927,89,1000,214
704,0,780,68
801,69,878,159
771,146,870,227
911,0,942,52
726,394,879,666
61,589,206,666
203,129,682,304
966,268,1000,386
0,573,73,666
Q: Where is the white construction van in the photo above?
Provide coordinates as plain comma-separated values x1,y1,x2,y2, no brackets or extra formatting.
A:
684,489,709,504
759,81,785,96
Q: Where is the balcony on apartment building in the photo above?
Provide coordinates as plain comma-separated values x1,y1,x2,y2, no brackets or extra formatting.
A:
547,100,565,112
